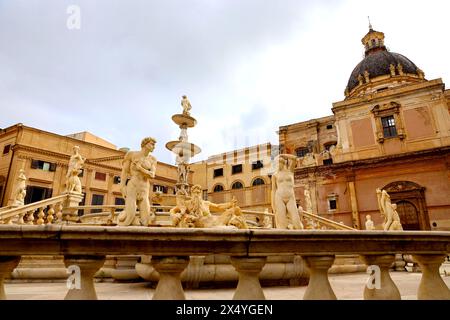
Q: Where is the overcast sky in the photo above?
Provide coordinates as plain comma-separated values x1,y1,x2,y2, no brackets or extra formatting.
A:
1,0,449,164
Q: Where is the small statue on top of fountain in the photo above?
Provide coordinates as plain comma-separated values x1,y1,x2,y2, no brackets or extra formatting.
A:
181,95,192,116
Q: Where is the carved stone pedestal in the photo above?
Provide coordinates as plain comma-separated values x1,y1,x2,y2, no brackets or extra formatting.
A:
64,255,105,300
361,254,401,300
0,256,21,300
302,255,336,300
151,256,189,300
413,254,450,300
230,257,266,300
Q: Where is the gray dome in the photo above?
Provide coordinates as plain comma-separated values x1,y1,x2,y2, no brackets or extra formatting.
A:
346,51,419,92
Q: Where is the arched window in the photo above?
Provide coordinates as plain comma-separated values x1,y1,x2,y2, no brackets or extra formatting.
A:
252,178,265,186
213,184,224,192
231,181,244,190
295,147,309,158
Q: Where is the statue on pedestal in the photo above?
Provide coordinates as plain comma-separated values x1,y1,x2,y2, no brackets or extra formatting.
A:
12,169,27,207
365,214,375,230
118,137,157,226
304,189,313,213
271,154,303,230
181,95,192,116
376,188,403,231
66,146,84,194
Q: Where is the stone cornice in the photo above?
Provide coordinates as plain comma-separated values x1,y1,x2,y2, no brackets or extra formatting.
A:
332,78,444,113
294,146,450,178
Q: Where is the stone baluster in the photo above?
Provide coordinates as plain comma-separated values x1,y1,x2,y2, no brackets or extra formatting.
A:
55,202,63,222
230,257,266,300
413,254,450,300
26,209,35,224
302,255,337,300
64,255,106,300
361,254,401,300
0,256,21,300
151,256,189,300
17,212,26,224
46,204,55,224
36,207,45,225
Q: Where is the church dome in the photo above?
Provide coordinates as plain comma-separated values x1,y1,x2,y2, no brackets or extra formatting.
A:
346,51,419,92
344,26,425,98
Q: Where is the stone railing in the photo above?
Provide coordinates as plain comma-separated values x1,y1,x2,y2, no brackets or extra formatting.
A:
0,193,83,225
0,225,448,300
300,210,356,231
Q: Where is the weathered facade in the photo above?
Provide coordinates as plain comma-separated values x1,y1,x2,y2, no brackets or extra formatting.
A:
280,27,450,231
0,124,178,211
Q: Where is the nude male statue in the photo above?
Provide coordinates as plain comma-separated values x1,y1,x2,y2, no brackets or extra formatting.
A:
271,154,303,230
376,188,403,231
118,137,157,226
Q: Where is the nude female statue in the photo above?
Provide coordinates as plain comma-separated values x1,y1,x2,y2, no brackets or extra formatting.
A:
271,154,303,229
376,188,403,231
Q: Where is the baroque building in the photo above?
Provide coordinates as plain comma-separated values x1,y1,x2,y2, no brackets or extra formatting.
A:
279,27,450,231
0,123,179,212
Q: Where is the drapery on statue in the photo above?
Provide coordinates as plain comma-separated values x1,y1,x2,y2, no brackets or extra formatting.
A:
12,169,27,206
170,184,248,229
181,95,192,116
271,154,304,230
66,146,84,194
376,188,403,231
304,189,313,213
118,137,157,226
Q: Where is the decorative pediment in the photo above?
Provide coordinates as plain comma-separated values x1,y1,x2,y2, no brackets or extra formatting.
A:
383,181,424,193
371,101,401,116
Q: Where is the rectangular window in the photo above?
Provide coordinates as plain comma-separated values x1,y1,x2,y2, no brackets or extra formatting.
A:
326,124,333,130
113,176,121,184
213,168,223,178
31,160,56,172
381,115,397,138
252,160,264,170
2,144,11,155
296,147,309,158
153,185,167,193
329,199,337,210
232,164,242,175
115,197,125,206
91,194,104,213
94,172,107,181
323,159,333,165
78,193,86,216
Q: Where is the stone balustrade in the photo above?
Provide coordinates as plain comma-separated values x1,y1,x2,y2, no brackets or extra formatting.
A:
0,225,449,300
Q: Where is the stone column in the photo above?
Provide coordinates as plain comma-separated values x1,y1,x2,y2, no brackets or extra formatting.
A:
230,257,266,300
0,256,21,300
303,255,337,300
413,254,450,300
347,174,361,229
64,255,105,300
151,256,189,300
361,254,401,300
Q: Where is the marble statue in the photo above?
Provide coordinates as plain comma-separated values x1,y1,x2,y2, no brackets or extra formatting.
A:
358,74,364,86
365,214,375,230
66,146,84,194
397,63,404,76
181,95,192,116
376,188,403,231
118,137,157,226
364,70,370,83
171,184,248,229
271,154,303,230
12,169,27,206
176,154,189,185
304,189,313,213
389,64,396,76
301,153,317,167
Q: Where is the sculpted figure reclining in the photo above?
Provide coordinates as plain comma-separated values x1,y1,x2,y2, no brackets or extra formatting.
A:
170,184,248,229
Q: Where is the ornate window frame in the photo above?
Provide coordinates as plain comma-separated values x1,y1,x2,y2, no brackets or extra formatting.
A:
371,102,406,143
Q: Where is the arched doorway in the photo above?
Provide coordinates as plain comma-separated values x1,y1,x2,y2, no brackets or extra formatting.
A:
395,200,420,230
383,181,430,230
